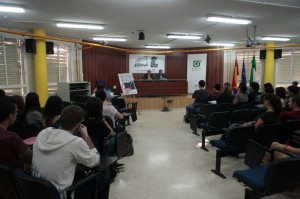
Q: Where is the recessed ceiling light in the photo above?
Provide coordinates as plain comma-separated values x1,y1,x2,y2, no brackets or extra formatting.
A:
209,43,235,47
56,23,103,30
0,5,25,13
145,45,171,49
261,37,290,41
167,34,202,39
207,15,252,25
93,37,126,41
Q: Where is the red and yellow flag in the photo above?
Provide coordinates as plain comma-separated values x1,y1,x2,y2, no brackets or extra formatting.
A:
231,58,239,90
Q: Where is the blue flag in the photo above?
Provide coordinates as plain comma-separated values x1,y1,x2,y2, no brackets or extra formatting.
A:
241,59,247,84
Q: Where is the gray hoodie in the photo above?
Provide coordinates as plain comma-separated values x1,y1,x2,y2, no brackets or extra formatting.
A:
32,127,100,199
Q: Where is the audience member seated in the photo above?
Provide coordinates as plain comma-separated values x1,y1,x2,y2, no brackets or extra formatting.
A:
31,105,109,199
92,83,113,102
20,92,45,137
83,97,114,155
263,82,275,94
155,69,167,80
0,96,32,169
0,89,5,97
12,95,25,112
8,95,25,135
143,70,154,80
43,96,64,128
248,82,262,106
217,83,234,104
275,87,286,109
281,95,300,121
255,93,281,130
233,83,248,104
184,80,209,122
96,90,123,129
208,83,221,101
285,85,300,109
262,141,300,164
292,81,298,87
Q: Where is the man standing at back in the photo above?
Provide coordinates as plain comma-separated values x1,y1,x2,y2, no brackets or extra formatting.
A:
32,105,101,199
184,80,209,123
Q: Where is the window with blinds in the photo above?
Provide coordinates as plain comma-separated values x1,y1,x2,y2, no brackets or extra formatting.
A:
276,49,300,87
0,38,25,95
46,44,70,93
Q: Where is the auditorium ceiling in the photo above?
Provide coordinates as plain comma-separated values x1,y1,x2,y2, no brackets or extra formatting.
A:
0,0,299,49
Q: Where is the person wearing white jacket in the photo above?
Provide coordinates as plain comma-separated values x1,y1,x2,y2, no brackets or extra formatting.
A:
32,105,101,199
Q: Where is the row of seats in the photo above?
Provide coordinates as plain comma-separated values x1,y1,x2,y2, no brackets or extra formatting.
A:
208,121,300,198
232,140,300,199
0,163,101,199
209,120,300,178
190,103,267,136
190,107,267,151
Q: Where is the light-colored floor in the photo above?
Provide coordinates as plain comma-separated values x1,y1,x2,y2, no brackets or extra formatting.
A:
110,109,300,199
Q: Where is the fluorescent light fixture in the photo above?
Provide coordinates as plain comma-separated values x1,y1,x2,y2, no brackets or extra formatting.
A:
0,5,25,13
93,37,126,41
145,45,170,49
209,43,234,47
167,34,201,39
207,15,252,25
261,37,290,41
56,23,103,29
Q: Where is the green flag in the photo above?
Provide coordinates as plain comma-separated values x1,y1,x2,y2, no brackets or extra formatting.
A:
250,55,256,83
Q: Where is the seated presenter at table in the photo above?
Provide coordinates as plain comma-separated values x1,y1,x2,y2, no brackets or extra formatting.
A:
143,70,154,80
155,69,167,80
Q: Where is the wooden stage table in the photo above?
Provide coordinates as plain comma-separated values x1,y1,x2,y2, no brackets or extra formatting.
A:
134,79,187,97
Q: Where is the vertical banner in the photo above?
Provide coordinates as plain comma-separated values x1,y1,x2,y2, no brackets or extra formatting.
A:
118,73,138,95
129,54,165,73
187,54,207,93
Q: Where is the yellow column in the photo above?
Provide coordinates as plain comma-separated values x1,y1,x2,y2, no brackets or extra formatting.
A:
264,42,275,84
33,29,48,106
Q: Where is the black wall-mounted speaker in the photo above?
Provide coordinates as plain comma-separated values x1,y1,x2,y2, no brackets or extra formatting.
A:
274,49,282,59
138,32,145,40
25,39,36,53
259,50,266,59
46,42,54,54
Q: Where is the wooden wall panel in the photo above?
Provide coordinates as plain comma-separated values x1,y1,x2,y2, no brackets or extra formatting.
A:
82,47,127,92
206,50,224,91
166,52,187,79
82,45,224,93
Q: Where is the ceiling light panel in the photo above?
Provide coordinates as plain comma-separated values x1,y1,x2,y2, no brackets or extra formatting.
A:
0,5,25,13
209,43,235,47
207,15,252,25
261,37,290,41
145,45,170,49
56,23,103,29
167,34,202,39
93,37,126,41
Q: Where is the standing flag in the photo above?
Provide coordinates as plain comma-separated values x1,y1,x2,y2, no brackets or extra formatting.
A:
250,55,256,83
231,58,239,89
241,59,247,84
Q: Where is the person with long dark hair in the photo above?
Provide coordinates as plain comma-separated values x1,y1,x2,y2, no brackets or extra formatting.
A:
83,97,114,155
21,92,44,137
255,93,281,130
275,87,286,108
263,83,274,94
217,83,234,103
233,83,248,104
43,96,64,127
